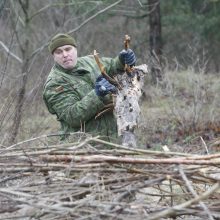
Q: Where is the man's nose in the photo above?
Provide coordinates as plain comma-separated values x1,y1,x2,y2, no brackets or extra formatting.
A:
63,51,68,57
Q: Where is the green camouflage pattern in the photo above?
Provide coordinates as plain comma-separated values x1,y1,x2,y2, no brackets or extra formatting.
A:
43,55,124,142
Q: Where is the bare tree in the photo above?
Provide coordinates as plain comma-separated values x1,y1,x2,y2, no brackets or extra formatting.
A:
148,0,162,81
6,0,30,144
1,0,126,145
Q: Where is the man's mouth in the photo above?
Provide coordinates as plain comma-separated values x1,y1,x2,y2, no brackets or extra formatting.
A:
64,59,72,64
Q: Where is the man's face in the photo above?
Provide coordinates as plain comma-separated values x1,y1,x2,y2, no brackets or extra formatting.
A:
53,45,77,70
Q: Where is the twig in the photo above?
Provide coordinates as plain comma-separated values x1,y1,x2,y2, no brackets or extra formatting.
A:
200,136,209,154
0,40,22,63
2,134,47,152
92,137,191,157
95,107,113,119
179,165,214,220
107,176,165,211
148,182,220,220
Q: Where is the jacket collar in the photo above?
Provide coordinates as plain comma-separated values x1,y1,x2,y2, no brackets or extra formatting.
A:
54,62,89,75
55,63,74,74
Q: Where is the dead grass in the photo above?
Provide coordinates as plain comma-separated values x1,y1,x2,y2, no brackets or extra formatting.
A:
137,69,220,150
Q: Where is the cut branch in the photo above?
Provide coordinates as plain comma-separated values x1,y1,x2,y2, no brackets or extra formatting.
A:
148,182,220,220
93,50,121,88
40,154,220,165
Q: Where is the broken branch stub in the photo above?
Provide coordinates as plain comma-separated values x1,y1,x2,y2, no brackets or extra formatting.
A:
115,64,148,148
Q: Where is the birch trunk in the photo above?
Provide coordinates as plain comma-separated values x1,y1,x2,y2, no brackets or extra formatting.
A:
115,64,148,147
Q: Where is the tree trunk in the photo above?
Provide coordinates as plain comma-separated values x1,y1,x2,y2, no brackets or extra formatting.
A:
148,0,162,81
9,0,30,144
115,64,148,148
10,60,29,144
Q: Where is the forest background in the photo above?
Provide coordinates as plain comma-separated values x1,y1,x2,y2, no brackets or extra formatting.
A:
0,0,220,150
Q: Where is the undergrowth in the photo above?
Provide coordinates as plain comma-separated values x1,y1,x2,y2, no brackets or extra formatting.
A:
137,68,220,151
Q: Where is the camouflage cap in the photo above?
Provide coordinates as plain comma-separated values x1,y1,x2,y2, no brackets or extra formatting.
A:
48,33,77,54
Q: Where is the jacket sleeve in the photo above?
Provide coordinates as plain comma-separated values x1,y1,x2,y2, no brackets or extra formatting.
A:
100,56,125,77
43,80,105,128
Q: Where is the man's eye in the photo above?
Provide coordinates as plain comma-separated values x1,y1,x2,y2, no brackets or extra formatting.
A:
65,48,71,52
55,50,62,54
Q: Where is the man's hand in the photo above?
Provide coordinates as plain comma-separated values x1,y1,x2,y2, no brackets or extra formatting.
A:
119,48,136,66
95,75,116,97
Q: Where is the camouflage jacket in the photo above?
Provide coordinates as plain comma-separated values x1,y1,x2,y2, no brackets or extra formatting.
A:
43,55,124,141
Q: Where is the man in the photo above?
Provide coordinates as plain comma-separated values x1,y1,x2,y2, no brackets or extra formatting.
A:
43,33,136,142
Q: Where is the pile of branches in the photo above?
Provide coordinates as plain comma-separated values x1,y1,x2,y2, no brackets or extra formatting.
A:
0,134,220,220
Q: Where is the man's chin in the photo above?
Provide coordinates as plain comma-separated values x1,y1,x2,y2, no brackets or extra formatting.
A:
62,63,75,70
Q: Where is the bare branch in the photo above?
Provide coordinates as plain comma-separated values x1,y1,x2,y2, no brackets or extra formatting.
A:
148,182,220,220
30,0,124,60
67,0,124,34
40,153,220,165
9,0,25,27
0,41,23,63
136,0,144,7
29,1,103,21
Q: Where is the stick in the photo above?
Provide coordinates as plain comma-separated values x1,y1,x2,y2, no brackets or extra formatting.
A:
179,165,214,220
93,50,121,88
40,154,220,165
200,136,209,154
123,34,133,73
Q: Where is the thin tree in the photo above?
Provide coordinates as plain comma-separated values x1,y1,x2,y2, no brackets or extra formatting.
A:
9,0,30,144
148,0,162,81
